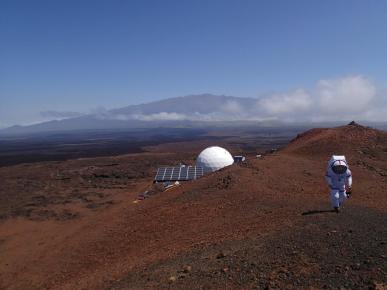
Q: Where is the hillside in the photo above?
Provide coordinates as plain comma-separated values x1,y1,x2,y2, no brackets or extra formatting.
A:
0,124,386,289
285,121,387,157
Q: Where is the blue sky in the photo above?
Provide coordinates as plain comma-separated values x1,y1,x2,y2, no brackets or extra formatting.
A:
1,0,387,127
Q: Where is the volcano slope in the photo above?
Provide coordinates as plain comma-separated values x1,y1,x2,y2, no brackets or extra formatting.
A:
0,123,386,290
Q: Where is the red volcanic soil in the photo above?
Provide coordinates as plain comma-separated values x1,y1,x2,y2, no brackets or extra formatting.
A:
0,123,386,289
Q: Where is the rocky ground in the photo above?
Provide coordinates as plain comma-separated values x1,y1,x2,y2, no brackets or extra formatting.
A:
0,123,386,289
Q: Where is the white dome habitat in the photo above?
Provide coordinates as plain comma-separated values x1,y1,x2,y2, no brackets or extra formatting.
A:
196,146,234,172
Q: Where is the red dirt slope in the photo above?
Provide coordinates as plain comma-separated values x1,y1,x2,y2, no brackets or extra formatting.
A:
0,123,386,290
285,122,387,158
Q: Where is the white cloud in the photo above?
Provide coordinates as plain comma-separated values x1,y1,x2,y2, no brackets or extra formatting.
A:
257,89,312,115
221,100,244,114
91,106,111,119
2,74,386,130
65,75,387,124
131,112,189,121
359,106,387,122
98,75,384,123
254,75,383,122
317,75,376,114
87,75,384,124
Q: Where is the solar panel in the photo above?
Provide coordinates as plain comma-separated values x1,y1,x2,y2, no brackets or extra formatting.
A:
154,166,205,182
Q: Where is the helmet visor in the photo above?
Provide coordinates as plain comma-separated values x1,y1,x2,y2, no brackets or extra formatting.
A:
332,165,347,174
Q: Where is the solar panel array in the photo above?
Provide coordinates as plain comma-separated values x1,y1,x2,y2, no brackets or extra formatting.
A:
154,166,204,182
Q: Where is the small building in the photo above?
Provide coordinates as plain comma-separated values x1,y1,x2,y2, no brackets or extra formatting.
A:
233,155,246,163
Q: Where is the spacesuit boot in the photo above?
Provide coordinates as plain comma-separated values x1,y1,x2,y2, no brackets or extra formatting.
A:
331,189,348,213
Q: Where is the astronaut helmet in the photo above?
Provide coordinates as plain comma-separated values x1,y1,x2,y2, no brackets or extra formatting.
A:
331,160,347,174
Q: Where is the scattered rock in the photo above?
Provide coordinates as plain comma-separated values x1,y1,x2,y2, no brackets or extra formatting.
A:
352,263,361,270
216,252,226,259
182,265,192,273
372,281,387,290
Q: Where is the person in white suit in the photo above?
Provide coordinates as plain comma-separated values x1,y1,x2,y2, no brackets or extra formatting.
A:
325,155,353,213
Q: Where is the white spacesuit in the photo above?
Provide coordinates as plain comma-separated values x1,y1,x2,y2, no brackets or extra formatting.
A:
325,155,352,212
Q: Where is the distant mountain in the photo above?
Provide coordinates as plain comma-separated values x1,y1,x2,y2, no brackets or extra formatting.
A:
0,94,260,135
111,94,256,116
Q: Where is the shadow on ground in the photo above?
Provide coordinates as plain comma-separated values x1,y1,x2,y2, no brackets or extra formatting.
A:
302,209,337,215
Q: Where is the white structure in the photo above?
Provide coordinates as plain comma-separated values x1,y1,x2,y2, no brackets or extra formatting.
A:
196,146,234,172
233,155,246,162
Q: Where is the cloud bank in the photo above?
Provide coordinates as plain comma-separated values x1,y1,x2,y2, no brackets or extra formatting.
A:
3,75,385,132
255,75,382,122
124,75,385,123
83,75,385,124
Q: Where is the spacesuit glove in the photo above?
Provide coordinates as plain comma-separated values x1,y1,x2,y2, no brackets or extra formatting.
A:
346,187,352,198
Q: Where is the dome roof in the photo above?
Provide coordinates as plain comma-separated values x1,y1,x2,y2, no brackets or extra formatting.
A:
196,146,234,172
